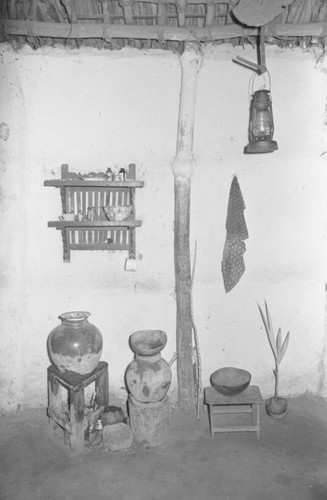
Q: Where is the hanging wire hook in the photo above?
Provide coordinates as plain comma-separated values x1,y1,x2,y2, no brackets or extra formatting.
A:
232,26,267,75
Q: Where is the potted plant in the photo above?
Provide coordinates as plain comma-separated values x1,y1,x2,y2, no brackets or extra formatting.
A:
258,301,290,419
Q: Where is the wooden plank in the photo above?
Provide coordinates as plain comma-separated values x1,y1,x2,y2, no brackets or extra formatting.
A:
6,19,327,41
204,386,263,404
48,362,109,391
44,180,144,188
67,188,74,213
47,408,73,434
76,190,82,214
211,405,253,414
211,425,258,433
61,228,70,262
48,220,142,228
94,190,99,219
4,19,257,40
95,368,109,407
70,242,129,251
99,190,106,219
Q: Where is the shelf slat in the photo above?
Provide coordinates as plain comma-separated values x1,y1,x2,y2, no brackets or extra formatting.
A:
44,180,144,188
48,220,142,229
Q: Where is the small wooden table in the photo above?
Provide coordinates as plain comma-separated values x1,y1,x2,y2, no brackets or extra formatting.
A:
47,361,109,451
204,385,263,439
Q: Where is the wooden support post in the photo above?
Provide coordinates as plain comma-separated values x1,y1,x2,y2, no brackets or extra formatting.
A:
172,42,202,411
95,365,109,407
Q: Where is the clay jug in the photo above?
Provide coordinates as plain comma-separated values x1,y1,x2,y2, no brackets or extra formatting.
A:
125,330,172,403
48,311,103,376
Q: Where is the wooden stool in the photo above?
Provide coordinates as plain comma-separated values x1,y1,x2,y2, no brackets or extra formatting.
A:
47,361,109,451
204,385,263,439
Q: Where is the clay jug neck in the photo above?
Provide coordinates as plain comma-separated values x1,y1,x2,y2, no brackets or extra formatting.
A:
135,352,161,362
59,311,90,328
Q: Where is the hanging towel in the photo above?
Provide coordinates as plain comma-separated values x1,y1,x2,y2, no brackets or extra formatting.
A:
221,177,249,293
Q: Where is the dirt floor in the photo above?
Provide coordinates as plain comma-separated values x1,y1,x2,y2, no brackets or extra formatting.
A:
0,395,327,500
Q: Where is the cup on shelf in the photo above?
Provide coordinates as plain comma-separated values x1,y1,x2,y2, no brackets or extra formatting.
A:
59,213,76,221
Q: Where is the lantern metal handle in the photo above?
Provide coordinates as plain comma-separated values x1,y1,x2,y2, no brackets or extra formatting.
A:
249,68,272,97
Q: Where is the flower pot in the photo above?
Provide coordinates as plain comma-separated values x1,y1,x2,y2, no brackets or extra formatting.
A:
48,311,103,376
125,330,172,403
265,396,288,419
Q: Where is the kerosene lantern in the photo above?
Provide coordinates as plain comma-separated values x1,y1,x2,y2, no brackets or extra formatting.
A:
244,79,278,154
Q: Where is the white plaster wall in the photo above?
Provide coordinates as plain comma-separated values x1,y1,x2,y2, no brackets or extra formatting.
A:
1,42,327,412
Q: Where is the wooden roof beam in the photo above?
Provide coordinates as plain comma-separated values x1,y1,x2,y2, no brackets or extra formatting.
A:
4,20,327,42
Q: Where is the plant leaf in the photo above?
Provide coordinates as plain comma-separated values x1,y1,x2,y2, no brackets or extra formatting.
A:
265,300,272,330
265,301,276,341
258,302,277,360
276,327,282,362
279,331,290,363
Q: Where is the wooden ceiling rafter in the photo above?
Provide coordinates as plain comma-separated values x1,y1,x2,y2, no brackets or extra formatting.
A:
4,18,327,41
2,0,327,49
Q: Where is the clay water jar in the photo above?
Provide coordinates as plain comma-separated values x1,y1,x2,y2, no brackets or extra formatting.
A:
125,330,172,403
47,311,103,376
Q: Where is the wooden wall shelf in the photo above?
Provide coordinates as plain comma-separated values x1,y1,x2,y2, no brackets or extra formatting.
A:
45,164,144,262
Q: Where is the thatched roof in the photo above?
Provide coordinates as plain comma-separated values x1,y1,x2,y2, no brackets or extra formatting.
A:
1,0,327,51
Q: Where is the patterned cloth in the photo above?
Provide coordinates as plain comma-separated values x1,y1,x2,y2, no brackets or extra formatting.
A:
221,177,249,293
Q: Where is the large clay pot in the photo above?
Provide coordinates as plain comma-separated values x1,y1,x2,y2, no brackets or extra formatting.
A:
48,311,103,376
125,330,172,403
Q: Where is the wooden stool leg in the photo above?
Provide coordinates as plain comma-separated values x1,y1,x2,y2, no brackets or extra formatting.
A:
208,404,214,439
256,403,260,439
48,372,62,421
95,368,109,407
69,388,85,452
48,371,70,444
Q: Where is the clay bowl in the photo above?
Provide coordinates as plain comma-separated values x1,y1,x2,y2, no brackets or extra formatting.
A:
103,205,132,222
129,330,167,356
210,367,251,396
